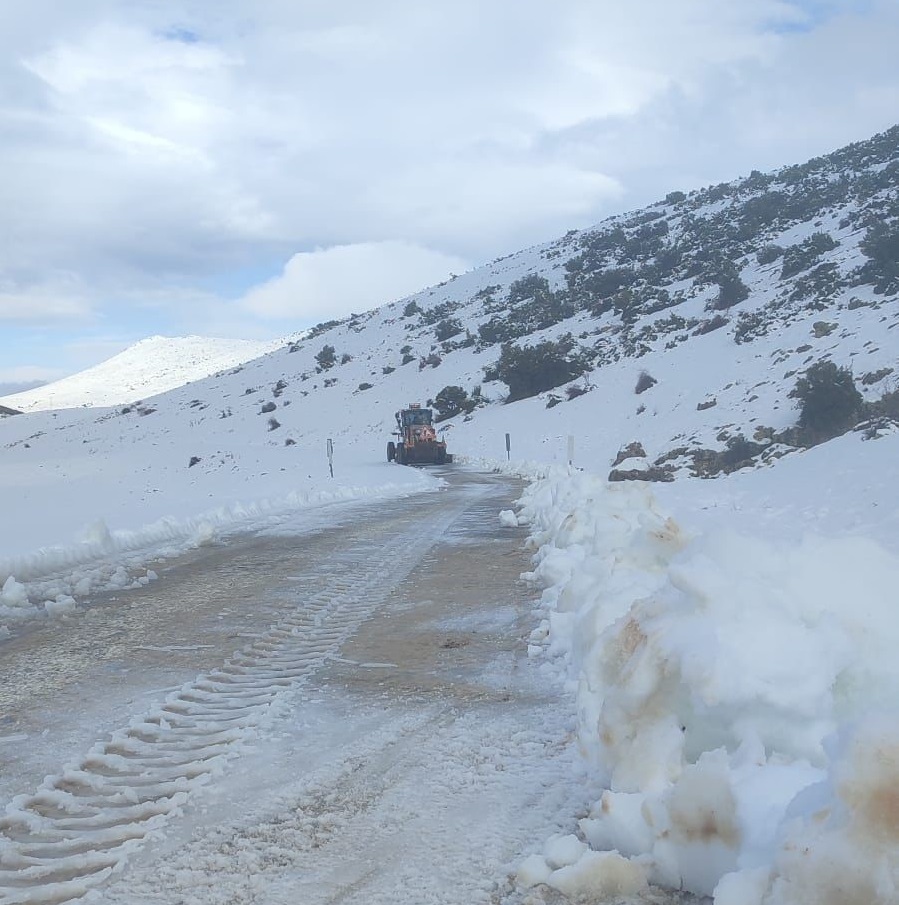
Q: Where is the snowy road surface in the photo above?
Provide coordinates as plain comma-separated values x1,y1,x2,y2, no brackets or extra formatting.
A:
0,471,687,905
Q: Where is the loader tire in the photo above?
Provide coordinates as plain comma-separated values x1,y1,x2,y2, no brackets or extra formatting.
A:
387,441,396,462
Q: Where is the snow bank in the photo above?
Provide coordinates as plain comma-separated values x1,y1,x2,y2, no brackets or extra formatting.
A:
0,479,432,632
453,453,555,482
515,469,899,902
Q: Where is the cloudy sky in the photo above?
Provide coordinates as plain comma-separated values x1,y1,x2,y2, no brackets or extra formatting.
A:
2,0,898,385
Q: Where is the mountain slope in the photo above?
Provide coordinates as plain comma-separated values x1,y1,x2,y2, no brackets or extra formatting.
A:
0,335,283,412
267,122,899,475
1,123,897,606
2,120,899,905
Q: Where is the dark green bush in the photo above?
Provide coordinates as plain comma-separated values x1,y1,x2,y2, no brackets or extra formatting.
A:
780,232,839,280
315,345,336,371
418,352,442,370
859,221,899,294
635,370,657,394
434,385,471,420
792,361,863,440
434,318,462,341
756,244,785,265
871,388,899,420
711,269,750,310
491,339,584,402
508,274,552,305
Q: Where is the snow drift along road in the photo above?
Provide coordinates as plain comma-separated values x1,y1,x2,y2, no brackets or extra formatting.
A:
512,466,899,903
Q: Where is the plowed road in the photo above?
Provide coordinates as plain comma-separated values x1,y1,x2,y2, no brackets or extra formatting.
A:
0,471,680,905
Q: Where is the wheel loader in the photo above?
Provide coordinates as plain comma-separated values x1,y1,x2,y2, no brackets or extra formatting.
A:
387,403,452,465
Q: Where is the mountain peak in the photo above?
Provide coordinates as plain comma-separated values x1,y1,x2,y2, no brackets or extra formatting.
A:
0,335,283,412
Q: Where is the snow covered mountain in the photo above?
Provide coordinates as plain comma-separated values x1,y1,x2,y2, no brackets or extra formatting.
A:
2,122,897,590
2,123,899,905
0,335,284,412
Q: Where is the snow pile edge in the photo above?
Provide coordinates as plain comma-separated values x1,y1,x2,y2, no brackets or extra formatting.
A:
513,469,899,904
0,478,434,631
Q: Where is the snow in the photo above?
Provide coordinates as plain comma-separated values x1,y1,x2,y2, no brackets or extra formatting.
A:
507,452,899,902
2,131,898,902
0,335,283,412
2,310,896,904
0,339,441,631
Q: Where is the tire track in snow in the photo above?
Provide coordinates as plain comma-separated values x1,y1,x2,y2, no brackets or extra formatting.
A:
97,700,585,905
0,496,474,905
91,476,589,905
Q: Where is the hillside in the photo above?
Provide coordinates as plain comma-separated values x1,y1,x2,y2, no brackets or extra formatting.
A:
0,335,283,412
1,125,897,584
299,121,898,478
2,124,899,905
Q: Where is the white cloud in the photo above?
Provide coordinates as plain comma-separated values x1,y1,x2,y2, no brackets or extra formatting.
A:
0,0,897,367
0,284,93,323
239,242,470,322
363,160,623,255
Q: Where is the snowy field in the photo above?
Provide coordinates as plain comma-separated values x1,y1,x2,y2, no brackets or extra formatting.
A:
0,377,437,635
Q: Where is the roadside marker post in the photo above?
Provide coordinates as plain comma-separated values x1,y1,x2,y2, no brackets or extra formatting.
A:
568,434,574,467
327,438,334,478
505,433,511,461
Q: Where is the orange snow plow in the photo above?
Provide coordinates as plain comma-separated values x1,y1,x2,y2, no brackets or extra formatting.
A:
387,403,452,465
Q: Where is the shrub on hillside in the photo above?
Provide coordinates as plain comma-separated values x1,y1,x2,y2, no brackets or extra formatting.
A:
756,244,785,265
434,318,462,341
859,221,899,294
712,272,750,310
418,352,442,370
780,232,839,280
419,301,458,326
791,360,863,440
491,339,584,403
433,385,471,421
693,314,729,336
635,370,657,394
315,345,336,371
870,387,899,420
507,274,552,305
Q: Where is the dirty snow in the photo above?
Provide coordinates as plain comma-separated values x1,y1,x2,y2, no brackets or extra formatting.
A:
508,436,899,903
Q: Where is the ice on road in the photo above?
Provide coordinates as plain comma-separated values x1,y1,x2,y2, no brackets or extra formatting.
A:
0,471,610,905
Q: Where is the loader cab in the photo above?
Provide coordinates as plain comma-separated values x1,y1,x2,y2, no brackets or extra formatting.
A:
397,404,434,428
